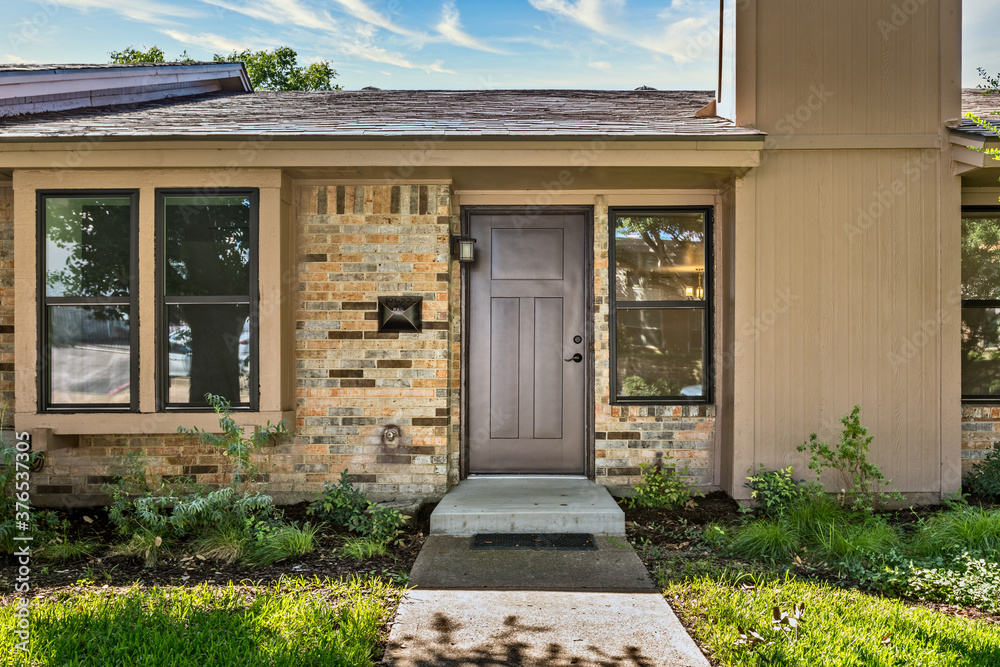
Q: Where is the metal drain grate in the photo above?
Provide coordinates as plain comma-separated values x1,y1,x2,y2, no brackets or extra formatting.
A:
471,533,597,551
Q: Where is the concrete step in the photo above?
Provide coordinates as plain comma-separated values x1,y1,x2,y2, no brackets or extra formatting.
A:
429,477,626,536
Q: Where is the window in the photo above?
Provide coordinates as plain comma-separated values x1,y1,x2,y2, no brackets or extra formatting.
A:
157,190,258,410
609,207,712,403
961,207,1000,399
38,191,138,410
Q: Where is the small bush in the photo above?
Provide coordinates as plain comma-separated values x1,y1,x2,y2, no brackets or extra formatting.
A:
964,446,1000,498
191,525,248,564
872,552,1000,613
727,519,800,562
743,465,818,517
809,517,901,568
780,496,849,543
38,537,100,563
246,524,318,566
911,506,1000,559
796,405,903,513
109,530,170,568
339,536,389,560
626,456,698,510
308,470,404,543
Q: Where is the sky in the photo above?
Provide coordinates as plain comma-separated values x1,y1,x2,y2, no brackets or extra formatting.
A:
2,0,999,91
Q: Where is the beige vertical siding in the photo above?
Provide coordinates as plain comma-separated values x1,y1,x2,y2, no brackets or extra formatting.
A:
737,149,947,494
755,0,948,136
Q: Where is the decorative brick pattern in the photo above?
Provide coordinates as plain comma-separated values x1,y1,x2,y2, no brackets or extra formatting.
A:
0,188,14,411
961,406,1000,477
294,184,453,498
0,188,12,405
592,199,716,491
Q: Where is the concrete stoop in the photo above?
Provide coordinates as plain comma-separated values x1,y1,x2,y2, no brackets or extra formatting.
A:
429,477,626,536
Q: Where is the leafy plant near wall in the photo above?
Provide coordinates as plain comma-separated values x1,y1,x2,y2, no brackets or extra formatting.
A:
102,394,298,566
964,446,1000,498
307,469,405,544
743,465,821,518
796,406,903,513
626,453,699,510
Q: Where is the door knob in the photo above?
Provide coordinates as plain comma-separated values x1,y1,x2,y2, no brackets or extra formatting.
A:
564,353,583,363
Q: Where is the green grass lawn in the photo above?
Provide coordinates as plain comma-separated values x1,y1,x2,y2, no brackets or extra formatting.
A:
0,576,403,667
661,568,1000,667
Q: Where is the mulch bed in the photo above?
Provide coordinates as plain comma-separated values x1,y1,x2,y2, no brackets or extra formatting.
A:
0,502,436,594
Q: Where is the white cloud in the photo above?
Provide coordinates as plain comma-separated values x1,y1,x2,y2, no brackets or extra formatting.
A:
198,0,452,73
588,60,611,70
636,15,717,63
47,0,202,25
528,0,622,35
159,29,251,54
2,54,35,64
435,2,508,54
329,0,422,38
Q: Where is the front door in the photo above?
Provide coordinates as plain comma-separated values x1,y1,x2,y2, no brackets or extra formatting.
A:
467,210,588,474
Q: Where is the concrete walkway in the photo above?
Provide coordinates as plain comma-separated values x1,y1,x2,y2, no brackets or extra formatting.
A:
382,589,711,666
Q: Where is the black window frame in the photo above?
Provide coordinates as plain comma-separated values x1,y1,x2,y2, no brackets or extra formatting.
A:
961,205,1000,402
36,189,140,412
155,188,259,412
608,205,714,405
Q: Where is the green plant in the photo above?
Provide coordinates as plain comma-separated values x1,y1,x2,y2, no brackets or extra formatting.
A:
743,465,818,517
191,525,249,564
109,530,169,568
910,506,1000,560
796,406,904,513
177,393,291,494
809,517,902,569
727,519,800,562
626,455,698,510
0,402,54,553
38,536,100,562
339,536,389,560
308,469,404,543
964,446,1000,498
246,524,318,566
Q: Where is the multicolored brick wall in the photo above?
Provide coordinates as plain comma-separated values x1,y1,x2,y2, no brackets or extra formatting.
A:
0,187,12,406
961,407,1000,479
592,199,716,492
294,184,453,498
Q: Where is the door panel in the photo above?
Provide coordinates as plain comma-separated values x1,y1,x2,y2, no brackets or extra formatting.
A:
468,213,586,474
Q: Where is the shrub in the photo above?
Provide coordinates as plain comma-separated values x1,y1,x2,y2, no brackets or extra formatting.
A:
780,496,849,543
191,525,249,564
0,402,60,553
873,553,1000,613
727,519,800,562
809,517,902,569
339,536,389,560
743,465,818,517
109,530,170,567
308,469,404,543
910,506,1000,560
796,405,903,513
626,455,698,510
246,524,318,566
964,446,1000,498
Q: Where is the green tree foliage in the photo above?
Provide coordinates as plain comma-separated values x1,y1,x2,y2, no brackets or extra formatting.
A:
213,47,338,91
109,45,339,91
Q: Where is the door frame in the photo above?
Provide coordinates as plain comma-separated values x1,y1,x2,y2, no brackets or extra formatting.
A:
459,205,595,480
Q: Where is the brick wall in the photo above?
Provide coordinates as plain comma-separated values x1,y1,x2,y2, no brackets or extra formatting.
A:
0,188,12,406
961,407,1000,479
294,184,453,498
592,199,716,493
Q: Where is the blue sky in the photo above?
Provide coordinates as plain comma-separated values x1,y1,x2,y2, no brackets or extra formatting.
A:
3,0,999,90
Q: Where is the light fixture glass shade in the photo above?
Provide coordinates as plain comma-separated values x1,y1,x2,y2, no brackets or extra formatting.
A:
453,236,476,263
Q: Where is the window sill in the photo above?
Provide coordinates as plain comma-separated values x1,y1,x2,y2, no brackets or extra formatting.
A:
15,410,296,440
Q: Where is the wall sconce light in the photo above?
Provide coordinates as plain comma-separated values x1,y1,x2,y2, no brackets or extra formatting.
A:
687,269,705,300
451,235,477,263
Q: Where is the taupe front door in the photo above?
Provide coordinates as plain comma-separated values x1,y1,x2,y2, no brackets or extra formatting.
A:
467,211,587,474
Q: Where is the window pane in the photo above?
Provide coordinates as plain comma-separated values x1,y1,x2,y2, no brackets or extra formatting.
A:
167,304,250,406
962,214,1000,300
45,197,131,297
163,195,250,297
962,307,1000,396
48,306,130,405
615,211,705,301
615,308,704,399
